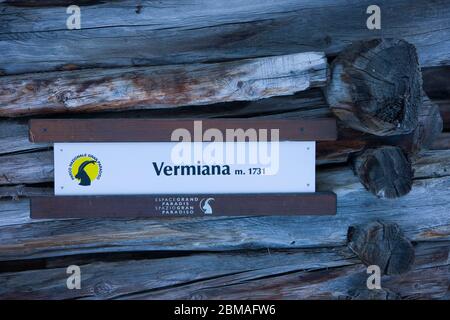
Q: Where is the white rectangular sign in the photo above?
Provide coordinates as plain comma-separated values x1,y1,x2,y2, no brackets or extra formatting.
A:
54,142,315,195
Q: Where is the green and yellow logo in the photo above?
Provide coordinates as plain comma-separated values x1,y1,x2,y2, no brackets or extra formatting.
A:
68,154,102,186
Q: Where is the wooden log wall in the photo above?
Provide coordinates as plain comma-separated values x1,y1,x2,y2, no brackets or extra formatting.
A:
1,0,450,75
0,53,327,116
0,1,449,300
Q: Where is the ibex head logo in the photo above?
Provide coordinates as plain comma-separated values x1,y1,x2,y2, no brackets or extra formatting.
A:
75,160,96,186
69,155,102,186
200,198,215,214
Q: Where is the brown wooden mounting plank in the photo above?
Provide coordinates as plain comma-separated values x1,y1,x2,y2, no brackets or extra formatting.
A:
30,192,336,218
29,119,337,143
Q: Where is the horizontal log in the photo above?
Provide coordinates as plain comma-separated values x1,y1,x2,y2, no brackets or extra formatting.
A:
0,52,327,117
0,200,40,227
410,148,450,179
111,241,450,300
0,241,447,299
0,247,355,299
130,252,448,299
0,64,444,147
0,119,50,155
0,150,53,185
0,185,52,200
0,149,449,261
1,0,450,75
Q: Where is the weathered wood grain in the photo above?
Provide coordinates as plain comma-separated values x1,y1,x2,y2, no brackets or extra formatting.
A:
0,241,446,300
0,247,356,299
347,220,415,274
115,241,449,300
1,0,450,75
0,185,52,200
0,199,43,227
410,148,450,178
0,149,448,261
0,1,448,301
131,264,448,300
0,119,50,155
0,150,53,185
0,52,327,117
352,146,413,198
326,39,422,136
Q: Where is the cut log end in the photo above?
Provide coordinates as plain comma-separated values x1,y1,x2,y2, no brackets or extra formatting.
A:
352,146,413,198
326,38,422,136
347,220,415,275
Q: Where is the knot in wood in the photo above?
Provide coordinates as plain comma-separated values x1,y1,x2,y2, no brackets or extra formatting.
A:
93,281,114,296
56,90,74,107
